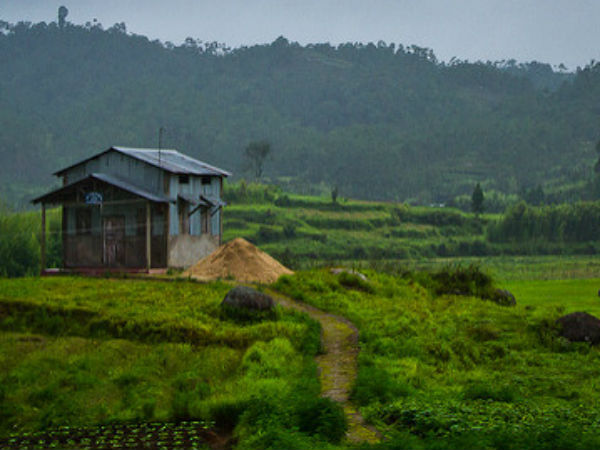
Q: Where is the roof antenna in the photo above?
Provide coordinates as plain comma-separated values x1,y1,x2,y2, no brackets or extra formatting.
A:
158,126,165,166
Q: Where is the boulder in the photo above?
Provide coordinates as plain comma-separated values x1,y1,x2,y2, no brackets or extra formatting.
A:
556,312,600,344
491,289,516,307
221,286,275,311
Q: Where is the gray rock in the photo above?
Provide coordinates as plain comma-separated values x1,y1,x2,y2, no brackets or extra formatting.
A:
491,289,516,307
556,312,600,344
221,286,275,311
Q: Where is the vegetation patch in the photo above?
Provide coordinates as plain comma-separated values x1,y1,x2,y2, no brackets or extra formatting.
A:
274,268,600,449
0,277,339,449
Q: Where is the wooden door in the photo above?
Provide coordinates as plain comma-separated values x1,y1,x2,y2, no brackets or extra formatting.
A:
103,216,125,267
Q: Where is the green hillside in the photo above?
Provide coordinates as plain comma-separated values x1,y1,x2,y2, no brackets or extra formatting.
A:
0,277,338,449
3,267,600,449
1,19,599,207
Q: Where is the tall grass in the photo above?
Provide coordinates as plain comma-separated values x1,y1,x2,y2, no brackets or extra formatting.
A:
0,277,349,449
274,268,600,449
0,207,61,277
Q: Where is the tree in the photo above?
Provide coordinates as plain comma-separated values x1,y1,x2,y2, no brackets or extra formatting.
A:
331,185,339,204
244,140,271,180
58,6,69,29
594,139,600,174
471,183,484,215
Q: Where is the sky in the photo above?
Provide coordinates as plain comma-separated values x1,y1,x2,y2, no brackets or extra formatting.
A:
1,0,599,70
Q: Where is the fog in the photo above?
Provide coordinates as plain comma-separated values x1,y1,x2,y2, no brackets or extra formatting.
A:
1,0,599,69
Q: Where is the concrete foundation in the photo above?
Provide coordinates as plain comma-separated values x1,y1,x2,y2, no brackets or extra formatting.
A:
168,234,219,269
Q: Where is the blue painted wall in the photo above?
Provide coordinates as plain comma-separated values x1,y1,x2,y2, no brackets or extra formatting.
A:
62,149,223,238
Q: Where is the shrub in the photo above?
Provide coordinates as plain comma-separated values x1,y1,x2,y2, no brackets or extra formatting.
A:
463,382,518,402
274,194,291,207
283,223,297,238
256,225,282,243
297,397,347,443
208,398,249,430
351,365,411,406
241,338,297,378
338,271,375,293
429,264,495,299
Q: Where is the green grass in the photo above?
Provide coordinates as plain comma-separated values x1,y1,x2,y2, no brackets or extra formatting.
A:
505,278,600,314
274,268,600,449
222,188,600,270
362,255,600,282
223,193,494,267
0,277,348,449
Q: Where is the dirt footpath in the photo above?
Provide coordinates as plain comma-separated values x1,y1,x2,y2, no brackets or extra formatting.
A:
270,292,380,445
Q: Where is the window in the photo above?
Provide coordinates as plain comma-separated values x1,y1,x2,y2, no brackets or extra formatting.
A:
178,201,189,235
179,175,189,184
201,208,209,234
201,176,211,185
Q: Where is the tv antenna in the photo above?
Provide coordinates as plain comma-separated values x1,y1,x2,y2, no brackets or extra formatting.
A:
158,126,165,166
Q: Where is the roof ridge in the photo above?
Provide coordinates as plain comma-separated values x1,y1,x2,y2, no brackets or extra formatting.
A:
113,146,178,152
54,146,231,177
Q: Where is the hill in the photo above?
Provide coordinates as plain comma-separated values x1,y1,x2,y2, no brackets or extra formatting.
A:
1,19,599,207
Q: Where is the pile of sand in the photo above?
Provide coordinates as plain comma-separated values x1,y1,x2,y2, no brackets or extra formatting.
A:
183,237,293,283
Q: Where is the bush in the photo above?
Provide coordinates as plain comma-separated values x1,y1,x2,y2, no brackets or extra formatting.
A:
297,397,347,443
0,212,40,277
208,398,249,429
351,365,411,406
256,225,283,243
338,271,375,293
283,223,297,238
429,264,495,298
463,382,518,402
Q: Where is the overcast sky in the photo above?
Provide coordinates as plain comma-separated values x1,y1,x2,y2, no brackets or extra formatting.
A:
1,0,598,69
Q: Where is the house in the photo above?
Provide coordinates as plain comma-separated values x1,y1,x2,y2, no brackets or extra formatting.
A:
33,146,230,273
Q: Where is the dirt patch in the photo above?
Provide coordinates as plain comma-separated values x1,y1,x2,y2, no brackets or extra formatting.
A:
183,238,293,284
270,290,381,444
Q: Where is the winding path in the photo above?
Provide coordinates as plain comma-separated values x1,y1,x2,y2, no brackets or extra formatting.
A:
270,291,381,444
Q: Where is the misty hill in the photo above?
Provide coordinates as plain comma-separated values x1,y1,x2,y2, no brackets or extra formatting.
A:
1,19,599,207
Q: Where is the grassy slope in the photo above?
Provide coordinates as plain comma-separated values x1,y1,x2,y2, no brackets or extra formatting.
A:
223,193,496,266
274,268,600,449
223,189,600,268
0,277,346,450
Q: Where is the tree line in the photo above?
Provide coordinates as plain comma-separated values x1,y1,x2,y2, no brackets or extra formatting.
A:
0,17,599,208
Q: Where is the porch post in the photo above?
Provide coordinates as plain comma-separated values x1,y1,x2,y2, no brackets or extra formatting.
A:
146,201,151,271
219,206,223,246
40,203,46,275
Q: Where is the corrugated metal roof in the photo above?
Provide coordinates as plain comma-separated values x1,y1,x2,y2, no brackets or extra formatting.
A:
32,173,171,204
54,146,231,177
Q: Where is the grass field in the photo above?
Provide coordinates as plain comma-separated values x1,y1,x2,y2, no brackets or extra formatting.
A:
2,263,600,449
505,278,600,314
273,266,600,450
0,277,350,450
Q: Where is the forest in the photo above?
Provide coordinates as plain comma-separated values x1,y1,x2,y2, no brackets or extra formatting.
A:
1,18,600,208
